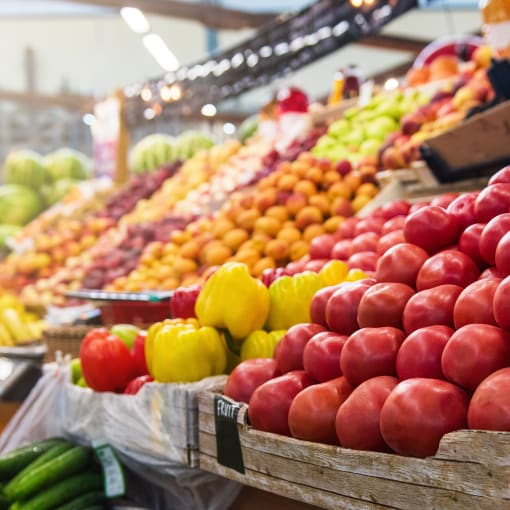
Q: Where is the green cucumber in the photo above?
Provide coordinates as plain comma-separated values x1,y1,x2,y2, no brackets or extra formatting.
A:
54,491,105,510
17,473,103,510
0,439,67,480
3,443,73,498
6,446,92,501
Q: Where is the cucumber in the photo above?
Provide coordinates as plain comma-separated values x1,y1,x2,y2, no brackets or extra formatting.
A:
16,473,103,510
5,446,92,501
3,443,73,498
0,439,67,480
54,491,105,510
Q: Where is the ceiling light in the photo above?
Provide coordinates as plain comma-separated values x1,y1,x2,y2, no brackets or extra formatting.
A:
201,104,217,117
350,0,363,8
120,7,150,34
144,107,155,120
143,33,179,72
169,84,182,101
223,123,236,135
259,46,272,58
231,53,244,68
82,113,96,126
247,54,259,67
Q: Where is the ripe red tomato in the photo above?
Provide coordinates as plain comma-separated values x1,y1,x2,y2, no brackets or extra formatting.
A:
310,285,342,327
132,331,149,376
431,192,459,209
446,192,478,230
489,165,510,185
288,377,353,444
479,213,510,265
375,243,429,288
378,200,410,220
340,327,405,387
274,323,326,373
495,231,510,277
335,376,398,452
453,278,501,328
380,378,469,457
326,281,372,335
402,284,462,334
396,325,453,380
224,359,281,404
458,223,486,268
309,235,336,260
441,324,510,391
381,216,406,235
416,250,479,291
331,239,353,260
376,230,406,256
351,232,379,253
493,275,510,330
475,183,510,222
347,252,378,272
248,370,314,436
357,282,414,329
354,217,385,235
303,331,348,382
305,259,328,273
468,367,510,431
404,206,459,253
337,217,359,239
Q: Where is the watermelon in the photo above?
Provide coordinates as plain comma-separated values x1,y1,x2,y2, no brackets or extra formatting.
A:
238,115,258,143
41,178,81,206
0,185,43,226
44,148,91,182
175,131,214,160
130,134,176,174
3,150,51,189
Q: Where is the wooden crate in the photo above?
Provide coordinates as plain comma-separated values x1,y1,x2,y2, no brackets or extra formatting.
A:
198,390,510,510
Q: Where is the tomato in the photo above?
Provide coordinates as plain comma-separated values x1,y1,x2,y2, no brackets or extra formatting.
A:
402,284,462,334
416,250,479,291
479,213,510,265
310,285,342,327
404,206,459,253
380,378,469,457
475,183,510,222
468,367,510,431
357,282,414,329
489,165,510,185
248,370,314,435
331,239,353,261
453,278,501,328
340,327,405,387
458,223,486,268
274,323,326,373
409,201,430,214
381,216,406,235
479,267,505,280
309,235,336,260
337,217,359,239
493,275,510,330
224,359,281,404
303,331,348,382
351,232,379,253
305,259,328,273
378,200,410,220
170,284,201,319
347,252,378,272
495,231,510,277
396,325,453,380
375,243,429,288
376,230,406,256
431,192,459,209
446,192,478,230
441,324,510,391
354,217,385,235
326,281,372,335
288,377,353,444
335,376,398,452
124,375,153,395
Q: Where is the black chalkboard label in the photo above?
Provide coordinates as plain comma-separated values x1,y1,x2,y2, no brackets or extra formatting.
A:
214,395,245,474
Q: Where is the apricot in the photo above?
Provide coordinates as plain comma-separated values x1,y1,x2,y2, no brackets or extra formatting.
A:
265,205,289,223
303,224,326,243
295,206,323,229
254,216,281,237
290,240,309,261
223,228,249,251
212,217,236,239
324,216,345,233
236,208,260,230
252,257,276,277
294,180,317,197
328,181,352,201
277,227,302,243
309,193,331,215
265,239,290,261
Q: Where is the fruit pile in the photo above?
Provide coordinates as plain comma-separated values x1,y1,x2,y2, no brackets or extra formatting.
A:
109,153,379,291
222,164,510,457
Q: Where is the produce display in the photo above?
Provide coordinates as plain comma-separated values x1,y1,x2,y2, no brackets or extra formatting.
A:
0,293,46,345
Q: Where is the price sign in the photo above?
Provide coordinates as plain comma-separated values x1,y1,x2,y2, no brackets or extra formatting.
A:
93,440,126,498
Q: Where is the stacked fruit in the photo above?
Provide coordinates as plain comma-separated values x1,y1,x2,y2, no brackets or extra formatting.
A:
223,164,510,457
109,153,379,292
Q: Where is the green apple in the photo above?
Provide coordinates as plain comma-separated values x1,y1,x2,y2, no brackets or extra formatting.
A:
70,358,82,384
374,102,402,120
365,116,398,140
328,119,350,138
343,127,365,149
325,146,349,162
76,377,88,388
110,324,140,349
359,139,382,156
344,106,360,120
315,135,338,150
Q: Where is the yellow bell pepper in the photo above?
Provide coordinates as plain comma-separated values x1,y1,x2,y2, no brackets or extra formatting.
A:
195,262,270,339
344,268,369,282
240,329,287,361
266,271,325,331
319,260,349,286
150,323,227,383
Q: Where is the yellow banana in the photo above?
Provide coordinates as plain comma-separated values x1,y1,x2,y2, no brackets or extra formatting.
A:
1,308,32,343
0,323,14,346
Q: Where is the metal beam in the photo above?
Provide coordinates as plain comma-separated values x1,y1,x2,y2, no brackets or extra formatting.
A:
357,34,429,54
61,0,276,29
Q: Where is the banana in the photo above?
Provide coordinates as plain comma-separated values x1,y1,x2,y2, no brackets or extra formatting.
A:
1,308,32,343
0,323,14,346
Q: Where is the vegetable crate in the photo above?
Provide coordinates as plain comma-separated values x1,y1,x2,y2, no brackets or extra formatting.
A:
198,389,510,510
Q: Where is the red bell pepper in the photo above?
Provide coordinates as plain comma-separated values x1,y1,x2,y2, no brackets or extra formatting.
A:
170,285,201,319
132,330,149,376
124,375,154,395
80,328,137,392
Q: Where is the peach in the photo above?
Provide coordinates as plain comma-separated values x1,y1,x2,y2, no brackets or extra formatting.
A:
277,173,300,191
252,257,276,277
265,239,290,261
285,192,308,216
204,244,233,266
330,197,354,217
295,206,323,229
252,232,272,245
290,240,309,261
265,205,289,223
254,216,281,237
323,170,341,187
291,161,309,178
170,230,191,246
297,152,315,164
303,224,326,243
343,172,362,192
351,194,372,213
239,194,255,209
225,204,245,223
305,166,324,184
294,180,318,197
328,181,352,201
223,228,249,251
212,217,236,238
309,193,331,215
254,188,277,212
277,227,302,243
356,183,379,198
179,239,202,259
234,248,260,267
236,208,260,231
324,216,345,233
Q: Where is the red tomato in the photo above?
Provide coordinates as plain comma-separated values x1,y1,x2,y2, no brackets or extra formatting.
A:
431,192,459,209
132,331,149,376
453,279,501,328
347,252,378,272
305,259,328,273
274,323,326,373
479,267,505,280
351,232,379,253
331,239,353,260
416,250,479,291
381,216,406,235
340,327,405,387
248,370,314,435
468,367,510,431
376,230,406,256
303,331,348,382
380,378,469,457
288,377,353,444
310,285,342,327
375,243,429,288
475,183,510,222
402,284,462,334
378,200,410,220
479,213,510,265
337,217,359,239
357,282,414,329
404,206,459,253
224,359,281,404
326,281,372,335
493,275,510,330
495,231,510,277
396,326,453,380
489,165,510,185
441,324,510,391
354,217,385,235
409,201,430,214
446,192,478,230
123,375,153,395
309,235,335,260
458,223,486,268
335,376,398,452
170,285,201,319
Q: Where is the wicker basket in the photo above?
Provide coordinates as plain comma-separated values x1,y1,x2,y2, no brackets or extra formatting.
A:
42,325,94,363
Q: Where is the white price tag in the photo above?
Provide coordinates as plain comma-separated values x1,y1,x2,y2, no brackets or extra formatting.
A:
93,440,126,498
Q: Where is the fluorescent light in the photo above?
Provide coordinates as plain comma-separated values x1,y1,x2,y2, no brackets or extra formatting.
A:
82,113,96,126
143,33,179,72
120,7,150,34
201,104,217,117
